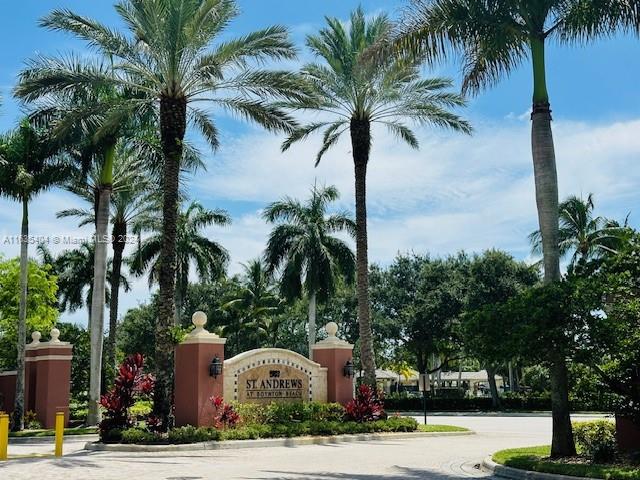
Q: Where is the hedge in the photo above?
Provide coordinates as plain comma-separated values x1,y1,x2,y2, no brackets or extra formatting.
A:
383,395,616,412
115,417,419,445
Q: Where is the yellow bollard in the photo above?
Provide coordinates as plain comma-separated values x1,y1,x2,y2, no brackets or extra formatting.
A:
54,412,64,457
0,413,9,461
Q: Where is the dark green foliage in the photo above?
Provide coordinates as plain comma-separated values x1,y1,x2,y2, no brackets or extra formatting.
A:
167,425,217,444
573,421,617,463
384,393,615,413
56,322,90,402
117,301,157,367
233,401,346,424
115,417,419,444
120,428,160,444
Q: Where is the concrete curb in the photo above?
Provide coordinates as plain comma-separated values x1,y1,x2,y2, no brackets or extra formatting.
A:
481,456,597,480
10,434,98,445
85,430,474,453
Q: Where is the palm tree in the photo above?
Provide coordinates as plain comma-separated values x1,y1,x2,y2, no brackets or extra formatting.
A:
37,242,130,323
393,0,639,457
280,8,471,383
16,0,313,424
263,184,356,358
129,201,231,325
529,193,628,267
222,259,282,352
56,146,156,371
0,120,67,431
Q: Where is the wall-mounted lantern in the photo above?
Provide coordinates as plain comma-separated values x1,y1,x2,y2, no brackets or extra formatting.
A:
209,355,223,378
343,359,354,378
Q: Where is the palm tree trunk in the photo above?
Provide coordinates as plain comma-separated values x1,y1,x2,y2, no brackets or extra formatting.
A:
106,222,126,373
155,95,187,429
307,291,317,359
350,117,376,385
486,365,501,409
12,197,29,431
87,184,112,425
174,267,185,327
530,36,575,457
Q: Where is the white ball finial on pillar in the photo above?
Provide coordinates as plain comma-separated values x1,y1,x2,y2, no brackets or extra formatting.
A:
31,331,42,344
192,311,207,332
325,322,338,338
50,328,61,343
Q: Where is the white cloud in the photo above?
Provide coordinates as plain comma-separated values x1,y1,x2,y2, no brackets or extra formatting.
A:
193,116,640,273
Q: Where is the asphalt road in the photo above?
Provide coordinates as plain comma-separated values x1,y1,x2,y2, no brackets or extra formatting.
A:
0,413,609,480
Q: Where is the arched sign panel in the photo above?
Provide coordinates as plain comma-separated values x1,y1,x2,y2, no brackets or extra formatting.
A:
223,348,328,404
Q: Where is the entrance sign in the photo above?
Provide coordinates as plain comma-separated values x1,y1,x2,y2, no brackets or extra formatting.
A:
238,364,308,403
223,348,328,403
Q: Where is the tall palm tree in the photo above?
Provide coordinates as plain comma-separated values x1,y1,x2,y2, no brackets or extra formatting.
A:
129,201,231,325
222,259,282,352
393,0,639,457
56,146,156,371
263,184,356,358
16,0,312,424
529,193,628,267
0,120,67,431
281,8,471,383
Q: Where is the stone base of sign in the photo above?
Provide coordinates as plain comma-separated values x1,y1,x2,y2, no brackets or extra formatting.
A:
174,312,226,428
311,322,354,405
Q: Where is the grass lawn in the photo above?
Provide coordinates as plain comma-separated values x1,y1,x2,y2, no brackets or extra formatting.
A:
493,445,640,480
9,426,98,438
417,424,470,433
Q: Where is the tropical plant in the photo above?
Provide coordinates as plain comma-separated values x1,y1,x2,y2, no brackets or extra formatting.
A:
0,257,59,375
394,0,639,455
222,260,282,352
345,384,386,422
15,0,312,424
529,193,628,267
37,242,130,324
99,353,154,440
281,8,470,384
263,184,356,357
129,201,231,325
0,120,67,430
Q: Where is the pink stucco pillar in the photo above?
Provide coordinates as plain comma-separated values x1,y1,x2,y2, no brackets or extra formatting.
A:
26,329,73,429
312,322,354,405
174,312,226,427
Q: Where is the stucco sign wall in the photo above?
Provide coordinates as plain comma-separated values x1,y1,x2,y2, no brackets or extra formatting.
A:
223,348,327,403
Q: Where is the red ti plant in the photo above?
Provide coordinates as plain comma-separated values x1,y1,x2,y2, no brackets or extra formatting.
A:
99,354,154,437
345,384,386,422
209,396,240,429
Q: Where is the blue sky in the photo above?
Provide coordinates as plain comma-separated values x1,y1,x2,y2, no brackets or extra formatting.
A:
1,1,639,326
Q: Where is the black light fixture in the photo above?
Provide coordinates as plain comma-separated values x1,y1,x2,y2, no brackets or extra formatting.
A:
343,359,354,378
209,355,223,378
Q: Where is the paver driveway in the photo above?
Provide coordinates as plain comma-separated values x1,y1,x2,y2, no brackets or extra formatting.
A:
0,413,607,480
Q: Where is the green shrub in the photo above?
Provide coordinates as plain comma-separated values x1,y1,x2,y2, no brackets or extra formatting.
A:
304,403,346,422
114,416,419,444
120,428,160,444
233,401,346,426
102,428,123,443
573,420,617,463
233,402,269,426
168,425,217,444
130,400,153,419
